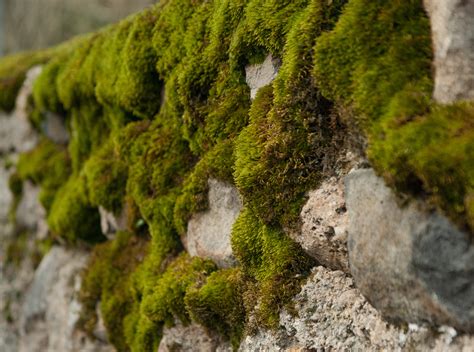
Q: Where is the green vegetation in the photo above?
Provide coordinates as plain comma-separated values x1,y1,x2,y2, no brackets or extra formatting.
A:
0,0,472,350
312,0,473,230
0,50,51,112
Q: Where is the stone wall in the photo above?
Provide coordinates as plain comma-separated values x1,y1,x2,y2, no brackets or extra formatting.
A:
0,1,473,351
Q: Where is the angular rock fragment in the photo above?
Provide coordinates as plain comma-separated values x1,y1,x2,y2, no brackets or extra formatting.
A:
295,177,350,272
346,168,474,331
184,179,241,268
245,54,281,100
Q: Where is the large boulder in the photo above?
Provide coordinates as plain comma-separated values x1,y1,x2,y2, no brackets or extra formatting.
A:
424,0,474,103
184,179,241,268
239,266,474,351
345,168,474,331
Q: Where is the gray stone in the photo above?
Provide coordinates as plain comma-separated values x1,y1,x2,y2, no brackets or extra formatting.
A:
0,66,41,154
42,112,69,144
184,179,241,268
424,0,474,103
19,246,112,352
93,303,109,343
345,168,474,331
0,161,13,238
99,205,128,240
240,266,474,351
15,181,48,239
158,319,231,352
294,177,349,272
245,54,281,100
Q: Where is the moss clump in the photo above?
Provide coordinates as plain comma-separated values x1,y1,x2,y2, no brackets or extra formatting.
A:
8,0,473,349
5,230,29,268
79,231,151,351
234,0,347,230
185,267,245,349
0,50,51,112
83,139,128,214
15,138,71,211
231,207,315,328
312,0,474,231
47,175,104,243
141,253,216,327
173,139,235,235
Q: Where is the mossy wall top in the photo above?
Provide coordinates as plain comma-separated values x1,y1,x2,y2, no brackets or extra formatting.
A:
1,0,473,351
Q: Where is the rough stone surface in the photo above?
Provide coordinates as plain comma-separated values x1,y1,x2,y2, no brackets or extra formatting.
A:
99,205,128,240
239,266,474,351
0,66,41,154
295,177,349,272
18,246,113,352
16,181,48,239
42,112,69,144
346,168,474,331
245,54,281,99
184,178,241,268
158,319,232,352
424,0,474,103
0,161,13,238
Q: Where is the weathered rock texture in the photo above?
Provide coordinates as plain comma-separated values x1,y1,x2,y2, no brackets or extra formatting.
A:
240,266,474,351
18,247,111,352
0,65,41,154
245,54,281,99
184,179,241,268
0,66,110,352
424,0,474,103
99,206,128,239
158,320,231,352
346,168,474,331
295,177,349,272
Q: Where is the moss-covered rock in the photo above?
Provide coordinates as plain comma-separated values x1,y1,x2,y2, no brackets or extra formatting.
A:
1,0,472,349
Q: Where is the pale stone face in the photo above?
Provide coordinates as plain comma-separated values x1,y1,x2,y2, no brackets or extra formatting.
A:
424,0,474,103
184,178,242,269
346,168,474,331
245,54,281,100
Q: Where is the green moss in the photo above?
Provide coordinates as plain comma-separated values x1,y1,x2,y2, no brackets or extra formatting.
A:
0,50,51,112
47,175,104,243
312,0,473,230
83,139,128,214
185,267,245,349
5,230,29,267
7,172,23,222
12,0,473,349
173,139,235,235
141,253,216,326
79,231,150,351
231,207,315,328
234,0,347,230
15,138,71,211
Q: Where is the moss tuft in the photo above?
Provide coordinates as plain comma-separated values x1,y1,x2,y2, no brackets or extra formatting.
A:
83,139,128,214
231,207,315,328
141,253,216,326
185,267,246,349
0,50,51,112
79,231,151,351
47,175,104,243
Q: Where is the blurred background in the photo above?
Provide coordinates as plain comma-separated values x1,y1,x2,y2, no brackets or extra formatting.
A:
0,0,155,55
